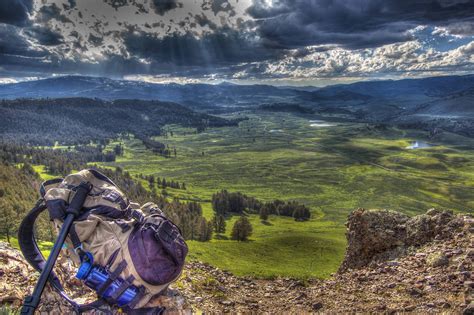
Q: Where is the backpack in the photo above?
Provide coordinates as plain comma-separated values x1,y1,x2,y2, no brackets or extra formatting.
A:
18,169,188,313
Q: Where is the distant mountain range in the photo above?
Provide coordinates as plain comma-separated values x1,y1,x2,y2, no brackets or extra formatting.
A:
0,76,302,111
1,74,473,136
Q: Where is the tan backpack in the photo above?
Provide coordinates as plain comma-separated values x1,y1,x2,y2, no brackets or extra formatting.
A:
19,169,188,313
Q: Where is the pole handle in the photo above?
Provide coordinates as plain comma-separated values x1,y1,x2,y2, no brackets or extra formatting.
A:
67,182,92,216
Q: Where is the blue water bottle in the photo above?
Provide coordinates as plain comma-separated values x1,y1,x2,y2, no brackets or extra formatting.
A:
76,253,138,307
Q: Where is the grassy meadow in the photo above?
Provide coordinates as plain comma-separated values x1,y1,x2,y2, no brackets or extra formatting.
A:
88,111,474,279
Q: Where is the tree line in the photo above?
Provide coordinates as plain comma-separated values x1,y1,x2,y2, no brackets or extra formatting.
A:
212,189,311,221
0,141,121,176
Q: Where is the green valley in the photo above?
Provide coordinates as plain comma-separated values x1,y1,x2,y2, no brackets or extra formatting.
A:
91,111,474,278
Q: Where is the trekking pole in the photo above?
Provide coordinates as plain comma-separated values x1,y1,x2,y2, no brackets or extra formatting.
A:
21,181,91,315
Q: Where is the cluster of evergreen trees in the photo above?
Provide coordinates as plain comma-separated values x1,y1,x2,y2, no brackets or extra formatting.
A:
259,200,311,222
212,190,311,221
0,141,121,177
140,174,186,190
210,213,253,241
0,162,52,243
210,189,310,243
212,190,261,215
135,135,176,158
231,216,253,241
162,200,213,242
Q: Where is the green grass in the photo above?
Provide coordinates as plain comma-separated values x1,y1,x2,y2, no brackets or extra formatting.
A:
187,214,345,279
1,237,53,258
32,165,58,181
87,112,474,278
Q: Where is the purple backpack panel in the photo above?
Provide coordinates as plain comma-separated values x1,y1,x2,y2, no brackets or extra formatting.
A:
128,215,188,285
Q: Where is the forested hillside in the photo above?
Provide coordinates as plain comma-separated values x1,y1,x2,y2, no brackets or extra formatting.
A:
0,98,238,145
0,163,44,241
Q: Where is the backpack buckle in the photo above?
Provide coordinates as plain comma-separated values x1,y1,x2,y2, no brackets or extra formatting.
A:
130,209,145,224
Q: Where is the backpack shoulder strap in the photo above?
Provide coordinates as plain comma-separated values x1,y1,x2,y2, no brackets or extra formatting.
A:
18,197,113,314
17,198,81,307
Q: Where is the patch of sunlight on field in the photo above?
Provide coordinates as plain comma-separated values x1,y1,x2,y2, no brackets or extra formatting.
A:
32,165,58,181
188,214,346,279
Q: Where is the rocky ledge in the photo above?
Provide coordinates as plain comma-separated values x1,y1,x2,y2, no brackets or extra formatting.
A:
0,208,472,314
340,208,467,271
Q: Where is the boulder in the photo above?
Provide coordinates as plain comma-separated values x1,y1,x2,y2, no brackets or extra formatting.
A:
427,252,449,268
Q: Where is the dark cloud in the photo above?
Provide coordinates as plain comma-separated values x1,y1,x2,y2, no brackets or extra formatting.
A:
248,0,474,49
0,24,42,56
24,26,64,46
37,3,72,23
445,22,474,36
67,0,76,9
210,0,236,16
194,13,218,30
88,34,103,47
152,0,181,15
0,0,32,26
0,24,52,78
124,27,281,66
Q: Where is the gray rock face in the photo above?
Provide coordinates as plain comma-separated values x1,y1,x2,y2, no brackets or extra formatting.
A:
339,208,465,272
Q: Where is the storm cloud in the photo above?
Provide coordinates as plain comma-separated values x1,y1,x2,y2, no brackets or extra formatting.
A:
0,0,32,26
124,28,280,66
248,0,474,49
0,0,472,83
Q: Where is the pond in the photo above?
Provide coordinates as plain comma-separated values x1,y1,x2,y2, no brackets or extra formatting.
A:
406,140,434,149
309,120,335,128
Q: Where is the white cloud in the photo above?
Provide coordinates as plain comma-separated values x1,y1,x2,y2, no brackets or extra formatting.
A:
232,39,474,81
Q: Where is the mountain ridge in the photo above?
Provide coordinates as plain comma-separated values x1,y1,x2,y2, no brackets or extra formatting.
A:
1,74,473,106
1,74,474,137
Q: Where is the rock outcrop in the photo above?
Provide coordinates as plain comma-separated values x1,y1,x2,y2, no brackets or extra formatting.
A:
339,208,466,272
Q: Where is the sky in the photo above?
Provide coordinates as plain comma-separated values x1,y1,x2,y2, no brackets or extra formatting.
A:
0,0,473,86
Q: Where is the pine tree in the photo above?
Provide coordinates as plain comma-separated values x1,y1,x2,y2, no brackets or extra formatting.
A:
0,198,16,244
259,207,269,221
231,216,253,241
212,215,226,234
196,217,213,241
148,175,155,189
